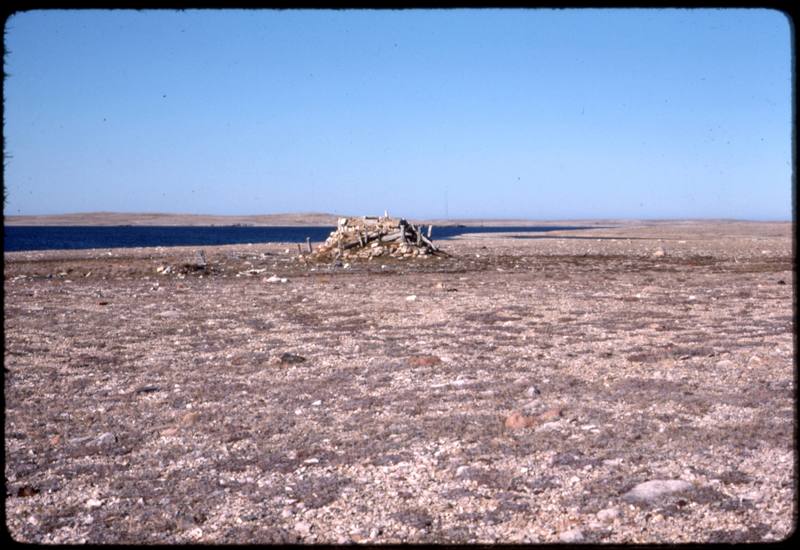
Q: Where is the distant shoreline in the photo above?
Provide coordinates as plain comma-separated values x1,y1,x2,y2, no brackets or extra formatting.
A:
3,212,782,227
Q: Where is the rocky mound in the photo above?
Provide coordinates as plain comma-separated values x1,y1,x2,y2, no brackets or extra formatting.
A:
302,215,446,262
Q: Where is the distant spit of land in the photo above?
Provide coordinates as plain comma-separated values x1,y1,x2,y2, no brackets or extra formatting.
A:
3,212,773,228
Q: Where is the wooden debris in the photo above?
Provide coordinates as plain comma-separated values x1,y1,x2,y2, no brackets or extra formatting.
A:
301,215,448,263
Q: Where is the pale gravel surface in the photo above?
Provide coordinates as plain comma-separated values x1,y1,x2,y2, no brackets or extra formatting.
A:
4,220,795,543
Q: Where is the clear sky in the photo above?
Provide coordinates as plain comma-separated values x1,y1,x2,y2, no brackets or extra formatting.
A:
3,8,793,220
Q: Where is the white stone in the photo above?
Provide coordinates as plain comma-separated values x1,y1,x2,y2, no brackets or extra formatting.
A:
525,386,541,397
85,498,103,509
405,295,417,301
558,528,584,543
596,507,619,522
623,479,692,502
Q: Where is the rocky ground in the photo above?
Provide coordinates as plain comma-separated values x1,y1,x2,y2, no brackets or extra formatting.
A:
3,220,795,543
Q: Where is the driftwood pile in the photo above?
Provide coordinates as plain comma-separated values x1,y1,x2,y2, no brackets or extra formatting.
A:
303,215,446,262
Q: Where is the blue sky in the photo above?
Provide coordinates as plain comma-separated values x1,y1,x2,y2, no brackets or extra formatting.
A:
3,9,792,220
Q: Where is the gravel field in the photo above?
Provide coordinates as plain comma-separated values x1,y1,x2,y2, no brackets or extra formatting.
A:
4,220,795,543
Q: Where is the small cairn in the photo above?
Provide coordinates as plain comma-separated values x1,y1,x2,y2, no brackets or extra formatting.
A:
302,214,446,263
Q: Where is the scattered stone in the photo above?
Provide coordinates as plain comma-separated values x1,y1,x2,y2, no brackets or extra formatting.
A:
266,274,288,283
537,407,563,423
652,247,666,258
504,410,536,430
407,355,441,367
161,427,179,437
134,384,160,394
405,294,417,301
49,434,61,446
596,507,620,522
181,412,200,426
157,310,180,318
17,485,39,498
623,479,692,502
95,432,117,447
558,528,584,542
238,268,267,277
280,352,307,365
294,520,312,537
526,385,541,398
85,498,103,510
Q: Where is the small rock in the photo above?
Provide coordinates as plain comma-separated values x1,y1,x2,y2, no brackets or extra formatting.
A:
134,384,160,394
280,352,307,364
596,507,619,522
181,412,200,426
17,485,39,497
558,528,584,543
525,385,541,398
85,498,103,509
536,407,563,423
504,410,536,430
295,520,312,537
95,432,116,447
623,479,692,502
405,294,417,301
49,434,61,446
266,274,288,283
652,247,666,258
158,310,180,318
311,400,322,406
161,427,179,437
407,355,441,367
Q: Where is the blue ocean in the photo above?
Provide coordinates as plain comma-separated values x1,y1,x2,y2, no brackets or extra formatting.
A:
3,225,592,252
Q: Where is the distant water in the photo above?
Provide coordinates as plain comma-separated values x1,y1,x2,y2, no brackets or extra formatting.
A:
3,225,594,252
